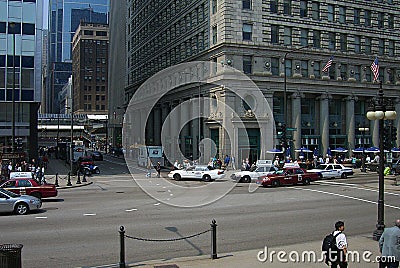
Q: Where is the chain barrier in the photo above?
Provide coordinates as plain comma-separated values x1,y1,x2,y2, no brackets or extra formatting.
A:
124,229,210,242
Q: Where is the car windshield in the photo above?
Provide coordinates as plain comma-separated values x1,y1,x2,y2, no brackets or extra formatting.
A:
315,164,327,169
249,166,257,172
275,170,285,175
0,188,20,198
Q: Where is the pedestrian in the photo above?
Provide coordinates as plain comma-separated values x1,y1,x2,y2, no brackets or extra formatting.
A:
155,162,161,178
379,219,400,268
331,221,348,268
224,155,230,170
173,160,180,170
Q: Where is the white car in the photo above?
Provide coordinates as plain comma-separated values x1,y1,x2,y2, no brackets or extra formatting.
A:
307,164,354,179
230,165,278,183
168,165,225,182
0,188,42,215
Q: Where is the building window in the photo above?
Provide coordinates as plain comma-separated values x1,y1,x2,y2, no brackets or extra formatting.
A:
271,25,279,44
313,61,320,79
377,12,384,28
243,0,251,9
300,29,308,46
212,0,217,14
283,27,292,46
364,10,371,27
312,30,321,48
328,32,336,50
364,37,371,54
312,2,320,20
270,0,278,13
354,35,361,53
327,4,335,22
340,33,347,51
301,60,308,78
338,6,346,24
212,25,217,44
328,63,336,80
243,56,253,74
378,39,385,55
243,23,253,41
283,0,291,15
285,59,292,78
354,65,361,81
300,0,308,17
340,64,347,80
388,14,394,29
388,40,395,57
271,57,279,76
365,68,372,82
354,8,360,25
22,23,35,35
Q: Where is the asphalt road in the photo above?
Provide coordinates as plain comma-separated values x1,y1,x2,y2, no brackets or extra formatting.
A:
1,157,399,268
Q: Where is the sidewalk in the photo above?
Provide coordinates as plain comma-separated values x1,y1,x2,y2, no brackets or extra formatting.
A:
123,234,382,268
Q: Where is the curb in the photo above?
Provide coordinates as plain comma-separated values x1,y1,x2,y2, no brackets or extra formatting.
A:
57,181,93,189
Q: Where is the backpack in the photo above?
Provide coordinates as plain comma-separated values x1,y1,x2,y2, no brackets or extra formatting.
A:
322,232,341,263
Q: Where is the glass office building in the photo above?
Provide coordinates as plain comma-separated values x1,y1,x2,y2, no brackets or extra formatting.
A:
47,0,109,113
0,0,44,160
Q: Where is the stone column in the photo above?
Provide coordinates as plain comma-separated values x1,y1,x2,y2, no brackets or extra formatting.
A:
291,91,302,159
372,120,379,147
181,98,190,158
171,101,181,161
395,98,400,147
192,98,200,160
319,93,331,156
346,95,357,156
153,106,162,145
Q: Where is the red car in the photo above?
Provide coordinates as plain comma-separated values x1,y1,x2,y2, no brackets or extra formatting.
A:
1,178,58,199
256,167,319,187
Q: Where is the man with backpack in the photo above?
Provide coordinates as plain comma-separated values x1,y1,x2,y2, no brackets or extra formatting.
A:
322,221,348,267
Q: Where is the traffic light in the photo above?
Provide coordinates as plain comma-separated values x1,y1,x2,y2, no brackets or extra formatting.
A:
16,138,23,152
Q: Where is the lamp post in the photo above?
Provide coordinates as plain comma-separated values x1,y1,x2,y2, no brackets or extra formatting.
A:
10,22,16,169
282,45,309,152
366,81,397,241
358,127,369,172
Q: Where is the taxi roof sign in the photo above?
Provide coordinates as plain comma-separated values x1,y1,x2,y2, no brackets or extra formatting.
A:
10,172,32,179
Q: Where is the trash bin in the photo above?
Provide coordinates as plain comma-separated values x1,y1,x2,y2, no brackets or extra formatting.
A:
0,244,23,268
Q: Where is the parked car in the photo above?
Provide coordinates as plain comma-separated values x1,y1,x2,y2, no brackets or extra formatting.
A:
231,165,278,183
0,176,58,199
0,188,42,215
91,151,103,161
307,164,354,179
168,165,225,182
257,167,320,187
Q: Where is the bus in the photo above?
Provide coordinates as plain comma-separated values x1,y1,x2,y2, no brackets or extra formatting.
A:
137,146,164,167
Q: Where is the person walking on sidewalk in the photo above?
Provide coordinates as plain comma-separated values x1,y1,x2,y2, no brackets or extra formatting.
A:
332,221,348,268
155,162,161,178
379,219,400,268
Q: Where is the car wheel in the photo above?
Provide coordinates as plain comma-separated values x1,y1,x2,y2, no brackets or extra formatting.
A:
242,176,251,183
303,178,311,185
15,202,29,215
341,173,347,179
31,192,42,199
271,180,280,187
203,175,211,182
173,174,181,181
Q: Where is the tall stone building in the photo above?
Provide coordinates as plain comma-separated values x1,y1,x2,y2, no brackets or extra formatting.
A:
117,0,400,164
72,22,109,115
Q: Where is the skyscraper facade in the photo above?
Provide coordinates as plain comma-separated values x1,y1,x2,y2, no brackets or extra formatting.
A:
0,0,44,160
47,0,109,113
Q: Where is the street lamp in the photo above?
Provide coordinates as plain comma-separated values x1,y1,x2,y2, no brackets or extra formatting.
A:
358,126,369,172
366,81,397,241
10,22,16,169
282,45,310,152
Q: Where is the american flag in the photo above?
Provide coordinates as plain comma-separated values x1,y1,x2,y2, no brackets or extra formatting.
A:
322,56,333,72
371,57,379,82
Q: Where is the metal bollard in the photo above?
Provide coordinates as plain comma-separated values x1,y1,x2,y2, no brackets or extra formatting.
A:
67,172,72,186
119,226,126,268
55,173,59,187
76,172,81,184
211,219,217,259
82,173,87,183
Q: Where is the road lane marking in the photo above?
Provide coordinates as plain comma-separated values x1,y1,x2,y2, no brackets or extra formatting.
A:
154,203,160,206
317,181,400,196
292,187,400,210
35,216,47,219
125,208,138,212
96,179,133,183
84,213,97,216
